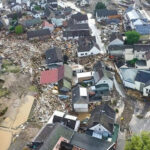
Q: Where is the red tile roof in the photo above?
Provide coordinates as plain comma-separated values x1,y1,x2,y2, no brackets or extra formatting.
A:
40,66,64,85
42,20,54,28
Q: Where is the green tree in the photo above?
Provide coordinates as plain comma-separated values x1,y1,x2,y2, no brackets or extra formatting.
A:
95,2,106,10
125,132,150,150
125,30,140,45
15,25,23,34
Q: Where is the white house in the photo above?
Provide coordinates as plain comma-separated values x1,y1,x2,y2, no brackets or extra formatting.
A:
96,9,118,22
87,104,116,138
78,0,89,7
71,12,88,24
93,61,114,91
119,68,150,96
48,110,80,131
72,85,89,112
77,71,94,83
77,36,100,57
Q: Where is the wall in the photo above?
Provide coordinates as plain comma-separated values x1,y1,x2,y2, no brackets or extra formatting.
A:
74,104,88,112
143,85,150,96
123,80,136,89
96,78,113,90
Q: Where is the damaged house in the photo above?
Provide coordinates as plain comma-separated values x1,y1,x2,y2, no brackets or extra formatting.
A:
77,36,100,57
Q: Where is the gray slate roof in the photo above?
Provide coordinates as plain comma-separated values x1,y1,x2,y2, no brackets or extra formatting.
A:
72,85,89,104
71,12,88,22
22,18,41,28
30,123,114,150
96,9,117,17
45,47,63,65
27,29,51,39
78,36,99,52
87,104,116,133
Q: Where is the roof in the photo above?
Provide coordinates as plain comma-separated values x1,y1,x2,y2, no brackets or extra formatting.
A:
135,24,150,35
27,29,51,39
63,30,90,37
30,123,114,150
110,33,123,42
135,60,146,66
108,45,133,51
59,79,72,90
40,66,64,84
47,0,57,2
67,23,89,31
120,68,138,83
105,18,120,24
126,9,140,20
0,20,3,29
64,64,72,81
72,85,89,104
70,132,114,150
53,115,76,130
77,36,99,52
146,51,150,60
42,20,53,28
93,61,105,83
23,18,41,28
96,9,117,17
135,70,150,83
133,44,150,51
87,104,116,133
33,123,74,150
71,12,88,22
45,47,63,65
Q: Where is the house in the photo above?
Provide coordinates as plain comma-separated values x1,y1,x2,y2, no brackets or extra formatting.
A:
76,0,89,7
77,36,100,57
87,104,116,137
96,9,118,22
58,64,72,92
72,85,89,112
63,23,90,40
40,65,64,85
119,68,150,96
48,110,80,131
45,47,63,68
27,123,116,150
93,61,114,92
70,63,84,76
71,12,88,24
77,71,94,83
51,18,64,27
21,18,41,28
108,45,132,57
109,33,124,46
27,29,51,40
42,20,54,32
47,0,57,10
11,4,22,12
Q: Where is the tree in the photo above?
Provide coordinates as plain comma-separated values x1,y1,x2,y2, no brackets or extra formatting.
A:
125,30,140,45
15,25,23,34
95,2,106,10
125,132,150,150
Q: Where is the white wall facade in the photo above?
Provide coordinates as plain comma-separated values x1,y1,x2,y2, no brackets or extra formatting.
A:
96,77,113,90
123,80,136,89
143,85,150,96
78,46,100,57
109,39,124,46
90,124,111,135
74,104,88,112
